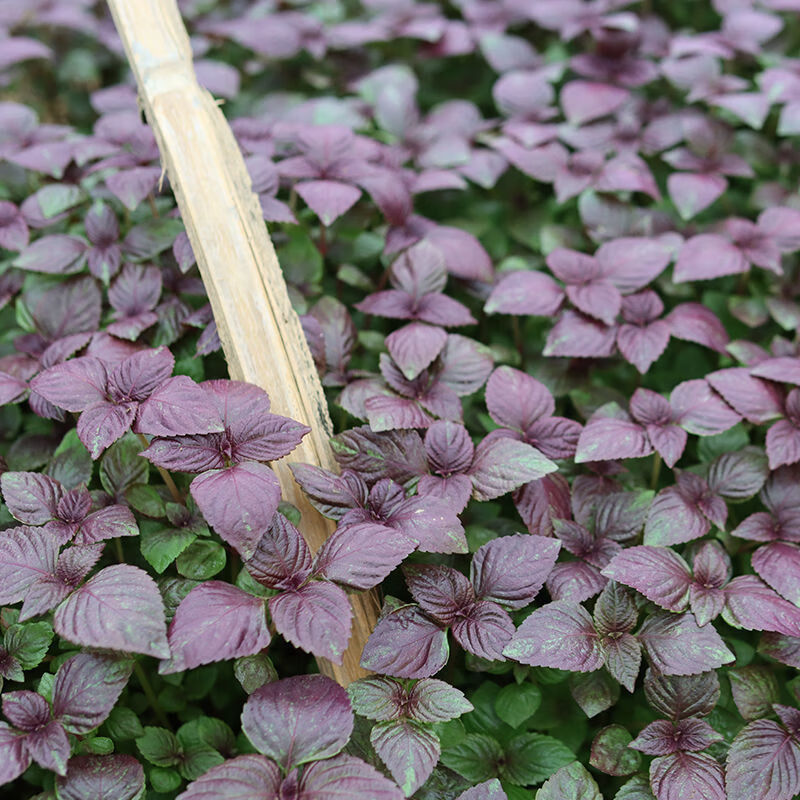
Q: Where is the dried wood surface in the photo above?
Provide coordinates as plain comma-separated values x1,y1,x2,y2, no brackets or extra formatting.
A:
107,0,379,685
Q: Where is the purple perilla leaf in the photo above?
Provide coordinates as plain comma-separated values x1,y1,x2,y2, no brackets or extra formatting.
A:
176,754,281,800
602,546,692,613
161,581,269,674
484,270,565,317
728,666,781,721
269,581,352,664
1,471,137,545
644,472,725,547
340,479,468,554
733,465,800,543
706,367,784,424
629,718,723,755
724,575,800,637
617,294,671,374
752,542,800,605
54,564,169,658
629,389,686,468
561,80,630,125
296,753,406,800
470,534,561,610
637,611,734,676
0,526,58,607
470,436,557,500
485,366,581,460
1,691,69,775
13,234,88,275
55,754,145,800
706,446,769,499
190,462,283,559
361,604,449,679
356,241,475,328
314,521,415,590
347,676,472,723
726,716,800,800
504,601,605,672
689,542,731,626
32,348,220,458
669,379,742,436
644,670,721,722
0,202,29,251
295,179,361,226
245,513,312,591
371,719,440,797
241,674,353,770
52,652,133,734
386,322,448,381
649,751,726,800
544,310,617,358
664,303,730,353
290,465,368,520
575,402,653,463
513,473,572,538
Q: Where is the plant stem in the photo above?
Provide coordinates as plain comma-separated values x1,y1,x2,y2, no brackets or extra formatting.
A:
134,661,171,729
318,224,328,257
650,452,662,490
115,537,124,564
147,193,160,218
136,433,184,504
512,316,525,367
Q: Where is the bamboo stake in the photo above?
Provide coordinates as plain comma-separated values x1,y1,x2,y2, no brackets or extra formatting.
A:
107,0,379,685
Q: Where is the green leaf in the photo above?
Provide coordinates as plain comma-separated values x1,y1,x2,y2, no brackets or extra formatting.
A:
698,424,750,462
176,540,226,579
37,184,87,218
234,654,278,694
149,767,183,793
440,733,503,783
177,717,234,755
141,524,196,574
183,667,219,701
124,218,184,260
278,227,323,286
535,761,602,800
4,621,53,669
103,707,145,741
569,671,620,718
79,736,114,755
47,429,92,488
126,485,167,518
463,683,512,740
136,726,183,768
589,725,640,777
100,434,149,497
37,672,55,703
494,683,542,729
501,733,574,786
179,747,225,781
614,775,656,799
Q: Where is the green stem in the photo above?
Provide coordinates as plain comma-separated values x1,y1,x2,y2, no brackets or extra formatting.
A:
650,452,662,490
114,537,124,564
136,433,184,504
134,661,171,729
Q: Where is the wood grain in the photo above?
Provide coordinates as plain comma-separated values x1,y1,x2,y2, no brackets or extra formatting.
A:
107,0,379,685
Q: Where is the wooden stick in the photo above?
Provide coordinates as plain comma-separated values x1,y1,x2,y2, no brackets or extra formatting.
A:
107,0,379,685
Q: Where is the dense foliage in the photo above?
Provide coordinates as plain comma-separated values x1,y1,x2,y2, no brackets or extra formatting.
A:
2,0,800,798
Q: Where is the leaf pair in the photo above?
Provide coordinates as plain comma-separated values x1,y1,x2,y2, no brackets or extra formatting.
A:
362,534,560,677
0,652,132,784
178,675,404,800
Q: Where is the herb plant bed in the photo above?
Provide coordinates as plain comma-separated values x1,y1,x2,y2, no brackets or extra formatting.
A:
1,1,800,799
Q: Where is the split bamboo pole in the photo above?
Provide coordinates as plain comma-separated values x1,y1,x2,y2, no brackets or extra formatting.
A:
106,0,379,685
